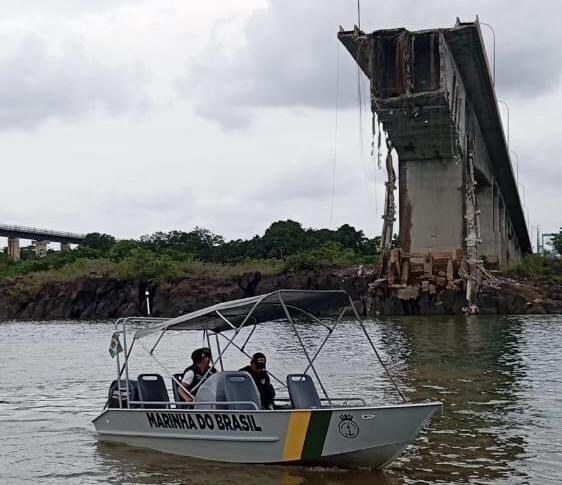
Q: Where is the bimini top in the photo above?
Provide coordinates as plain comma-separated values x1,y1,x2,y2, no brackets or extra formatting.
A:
134,289,351,340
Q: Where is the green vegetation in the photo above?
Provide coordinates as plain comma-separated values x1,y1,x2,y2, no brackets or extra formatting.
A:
0,220,380,287
507,254,562,283
506,228,562,281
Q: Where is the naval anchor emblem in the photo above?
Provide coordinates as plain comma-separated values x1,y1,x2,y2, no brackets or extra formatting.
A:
338,413,359,439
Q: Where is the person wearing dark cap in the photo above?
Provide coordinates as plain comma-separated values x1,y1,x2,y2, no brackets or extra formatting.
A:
240,352,276,410
178,347,216,403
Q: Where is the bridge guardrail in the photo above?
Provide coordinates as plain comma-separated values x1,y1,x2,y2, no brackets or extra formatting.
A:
0,224,86,241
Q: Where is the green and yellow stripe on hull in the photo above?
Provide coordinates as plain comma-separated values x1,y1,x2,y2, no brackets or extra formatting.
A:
282,410,332,462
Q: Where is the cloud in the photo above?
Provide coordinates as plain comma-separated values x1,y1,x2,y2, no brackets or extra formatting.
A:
0,34,149,130
185,0,562,128
0,0,143,16
185,1,360,129
247,150,361,203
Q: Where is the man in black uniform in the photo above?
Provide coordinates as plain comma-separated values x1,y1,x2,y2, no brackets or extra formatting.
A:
240,352,275,410
178,347,216,403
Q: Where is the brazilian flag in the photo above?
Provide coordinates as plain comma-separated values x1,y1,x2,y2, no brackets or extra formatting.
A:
109,332,123,358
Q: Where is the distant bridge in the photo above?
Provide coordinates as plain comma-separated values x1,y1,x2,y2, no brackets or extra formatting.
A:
0,223,86,261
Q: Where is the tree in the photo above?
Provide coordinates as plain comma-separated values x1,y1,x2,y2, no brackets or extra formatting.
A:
139,227,224,260
261,220,309,258
359,236,381,256
334,224,365,251
81,233,116,254
109,240,140,261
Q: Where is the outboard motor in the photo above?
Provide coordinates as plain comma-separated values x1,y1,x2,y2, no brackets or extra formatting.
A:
107,379,138,408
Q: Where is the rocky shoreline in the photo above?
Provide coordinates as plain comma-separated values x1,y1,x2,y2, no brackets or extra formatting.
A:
0,268,561,321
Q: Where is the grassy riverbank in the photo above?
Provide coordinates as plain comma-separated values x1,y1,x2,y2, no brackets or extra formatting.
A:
506,254,562,283
0,220,380,290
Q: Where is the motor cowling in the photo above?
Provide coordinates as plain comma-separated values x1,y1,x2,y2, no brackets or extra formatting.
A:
107,379,138,408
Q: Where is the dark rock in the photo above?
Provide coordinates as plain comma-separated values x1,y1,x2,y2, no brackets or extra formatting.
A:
1,267,561,320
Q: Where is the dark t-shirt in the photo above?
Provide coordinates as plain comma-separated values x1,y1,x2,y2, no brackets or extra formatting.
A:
240,365,275,409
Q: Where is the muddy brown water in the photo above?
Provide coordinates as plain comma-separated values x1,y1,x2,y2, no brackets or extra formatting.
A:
1,315,561,484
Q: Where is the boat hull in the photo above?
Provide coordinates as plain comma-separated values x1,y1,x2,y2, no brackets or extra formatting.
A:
93,402,440,468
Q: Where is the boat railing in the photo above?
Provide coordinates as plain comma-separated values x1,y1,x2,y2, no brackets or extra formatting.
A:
126,400,261,410
321,397,366,406
274,397,367,406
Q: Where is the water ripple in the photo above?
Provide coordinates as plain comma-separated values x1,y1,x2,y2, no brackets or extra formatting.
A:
0,315,561,484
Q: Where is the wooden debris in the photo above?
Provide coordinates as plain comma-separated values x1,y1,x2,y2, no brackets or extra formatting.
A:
401,259,409,285
396,285,419,300
447,258,454,282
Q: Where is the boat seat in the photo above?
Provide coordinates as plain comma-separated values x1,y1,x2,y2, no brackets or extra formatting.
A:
137,373,170,409
287,374,322,409
223,372,261,410
194,371,261,410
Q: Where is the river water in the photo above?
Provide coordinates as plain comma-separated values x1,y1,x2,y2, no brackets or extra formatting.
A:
1,315,561,484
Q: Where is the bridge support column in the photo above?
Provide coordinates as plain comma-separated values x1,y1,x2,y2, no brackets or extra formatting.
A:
60,242,71,252
493,183,501,265
7,237,20,262
477,184,495,265
498,201,507,266
34,240,49,258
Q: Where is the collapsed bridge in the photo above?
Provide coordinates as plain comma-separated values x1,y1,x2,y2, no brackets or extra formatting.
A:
339,19,531,267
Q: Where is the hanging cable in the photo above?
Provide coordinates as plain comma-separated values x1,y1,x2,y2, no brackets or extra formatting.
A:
370,109,379,215
357,62,364,156
356,40,379,227
363,71,379,216
329,41,340,229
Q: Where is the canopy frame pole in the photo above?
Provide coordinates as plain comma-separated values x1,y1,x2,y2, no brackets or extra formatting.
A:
278,293,332,405
110,316,177,406
283,304,332,330
205,327,215,368
302,307,347,375
113,318,123,409
347,296,406,402
122,319,131,409
117,339,136,384
137,339,194,403
116,317,166,406
214,333,224,371
115,349,122,409
214,311,238,330
190,300,264,395
215,331,288,389
149,330,166,355
240,322,258,351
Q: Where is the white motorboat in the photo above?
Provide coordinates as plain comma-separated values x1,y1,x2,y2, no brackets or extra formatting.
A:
93,289,441,468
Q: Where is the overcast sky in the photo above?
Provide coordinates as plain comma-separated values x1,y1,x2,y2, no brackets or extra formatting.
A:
1,0,560,248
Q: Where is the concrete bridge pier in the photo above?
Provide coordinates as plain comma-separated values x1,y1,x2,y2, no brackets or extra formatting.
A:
60,242,71,252
34,240,49,258
477,183,495,264
7,237,20,262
